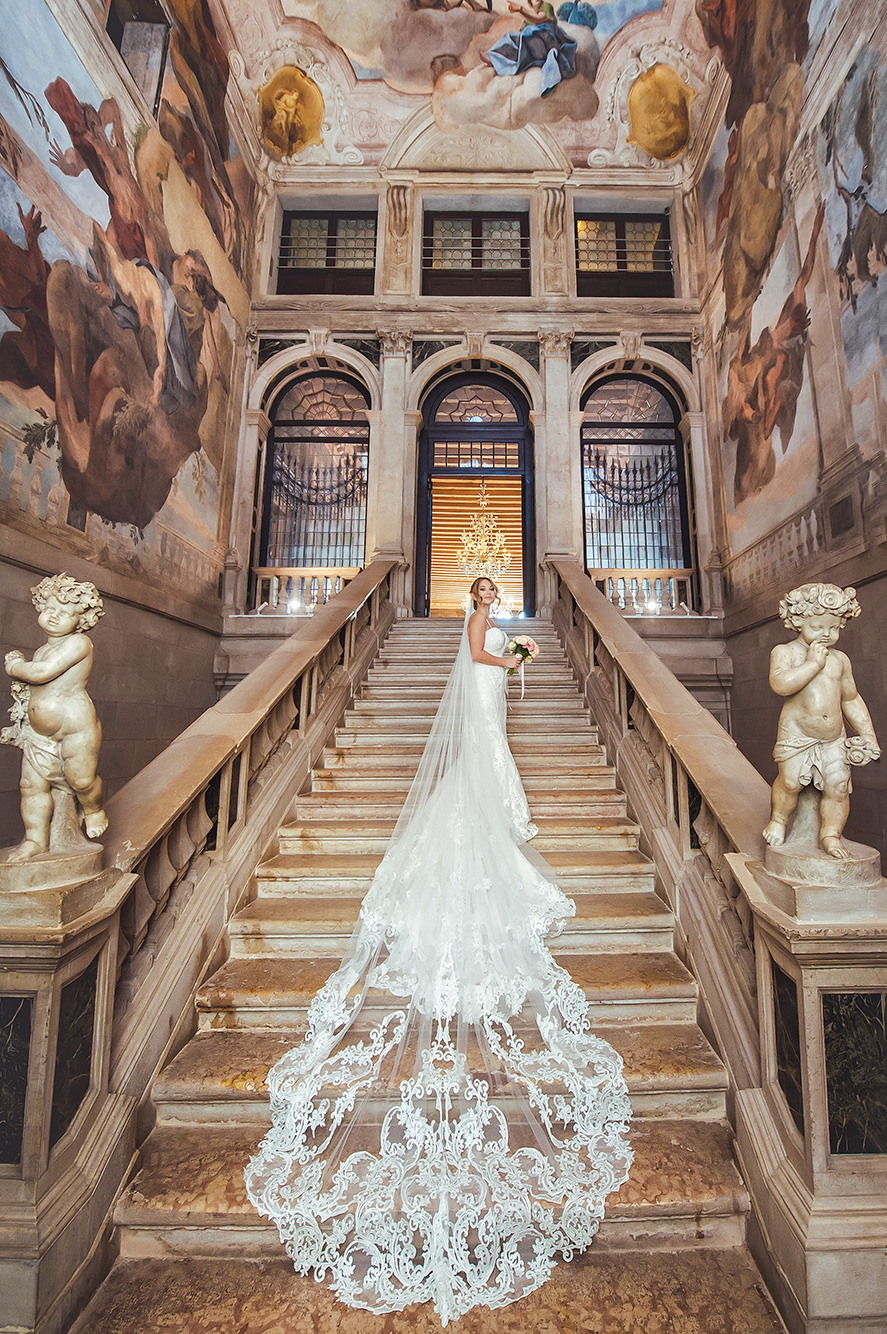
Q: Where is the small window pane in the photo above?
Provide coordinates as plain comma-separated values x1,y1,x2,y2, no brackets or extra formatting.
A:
625,219,663,272
431,217,473,269
577,218,617,272
334,217,375,269
284,217,328,268
481,217,522,270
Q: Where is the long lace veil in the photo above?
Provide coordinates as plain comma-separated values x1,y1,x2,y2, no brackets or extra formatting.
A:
245,609,633,1325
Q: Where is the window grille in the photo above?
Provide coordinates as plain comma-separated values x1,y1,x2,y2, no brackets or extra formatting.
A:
422,212,530,296
261,374,369,574
575,214,673,297
581,377,691,592
278,212,376,295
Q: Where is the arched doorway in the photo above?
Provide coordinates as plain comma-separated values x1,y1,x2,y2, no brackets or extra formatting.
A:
580,373,695,610
415,372,535,617
255,368,370,607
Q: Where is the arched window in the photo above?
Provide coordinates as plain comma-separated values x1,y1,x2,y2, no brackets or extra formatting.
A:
415,372,535,616
581,375,693,608
257,371,369,604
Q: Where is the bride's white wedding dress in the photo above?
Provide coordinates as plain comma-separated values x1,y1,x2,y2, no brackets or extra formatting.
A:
245,615,632,1325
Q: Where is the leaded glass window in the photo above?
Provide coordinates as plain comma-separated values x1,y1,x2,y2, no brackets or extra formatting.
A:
581,376,691,579
433,384,519,425
422,211,530,296
261,373,369,573
575,213,673,297
278,211,376,295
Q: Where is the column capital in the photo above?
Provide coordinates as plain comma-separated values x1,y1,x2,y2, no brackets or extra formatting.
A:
245,409,272,438
539,330,573,357
377,329,412,357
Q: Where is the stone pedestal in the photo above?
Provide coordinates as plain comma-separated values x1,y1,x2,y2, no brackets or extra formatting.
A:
0,866,135,1334
727,846,887,1334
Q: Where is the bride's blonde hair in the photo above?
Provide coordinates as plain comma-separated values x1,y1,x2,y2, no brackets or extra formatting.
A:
469,577,499,610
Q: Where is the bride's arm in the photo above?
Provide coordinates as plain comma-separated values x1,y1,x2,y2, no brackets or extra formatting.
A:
467,611,522,668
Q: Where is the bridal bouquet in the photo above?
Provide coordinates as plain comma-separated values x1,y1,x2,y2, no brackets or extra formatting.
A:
507,635,539,675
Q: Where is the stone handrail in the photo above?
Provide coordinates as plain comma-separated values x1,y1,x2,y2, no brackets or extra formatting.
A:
549,558,770,1089
105,557,398,1028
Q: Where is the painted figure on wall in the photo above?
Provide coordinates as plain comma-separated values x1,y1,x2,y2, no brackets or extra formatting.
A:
0,0,245,583
0,205,54,400
698,0,811,333
259,67,325,159
724,203,824,504
820,46,887,310
482,2,578,97
627,63,695,160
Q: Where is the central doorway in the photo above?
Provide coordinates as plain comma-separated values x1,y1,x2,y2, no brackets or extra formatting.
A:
415,372,535,617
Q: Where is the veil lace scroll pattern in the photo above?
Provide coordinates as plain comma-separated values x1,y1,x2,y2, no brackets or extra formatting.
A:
244,613,632,1325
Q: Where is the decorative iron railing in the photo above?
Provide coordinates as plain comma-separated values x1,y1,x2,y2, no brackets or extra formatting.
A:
264,451,367,573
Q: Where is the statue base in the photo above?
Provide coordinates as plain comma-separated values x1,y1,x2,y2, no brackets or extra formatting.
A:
756,784,886,918
0,846,105,925
761,838,886,920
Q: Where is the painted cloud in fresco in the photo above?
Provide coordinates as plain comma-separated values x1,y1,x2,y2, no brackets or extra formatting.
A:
433,15,601,129
284,0,499,93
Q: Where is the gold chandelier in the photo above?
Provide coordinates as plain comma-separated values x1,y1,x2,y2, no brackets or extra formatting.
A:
457,481,511,580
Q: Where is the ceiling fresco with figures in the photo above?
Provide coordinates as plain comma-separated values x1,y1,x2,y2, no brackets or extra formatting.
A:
220,0,720,171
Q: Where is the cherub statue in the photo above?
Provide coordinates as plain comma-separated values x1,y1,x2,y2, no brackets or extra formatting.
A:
2,574,106,862
763,583,880,860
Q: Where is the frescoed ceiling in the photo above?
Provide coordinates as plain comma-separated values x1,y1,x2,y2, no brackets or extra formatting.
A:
218,0,722,175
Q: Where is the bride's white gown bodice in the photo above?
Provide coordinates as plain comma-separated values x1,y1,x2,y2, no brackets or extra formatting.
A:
474,623,537,842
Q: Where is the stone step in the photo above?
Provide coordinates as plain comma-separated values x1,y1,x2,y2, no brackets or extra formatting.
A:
322,743,609,771
255,847,657,897
311,767,619,793
228,890,672,958
291,791,629,822
152,1022,727,1126
339,709,595,733
113,1119,747,1256
277,815,639,855
351,693,586,712
365,663,576,681
333,728,604,749
72,1248,787,1334
196,950,696,1029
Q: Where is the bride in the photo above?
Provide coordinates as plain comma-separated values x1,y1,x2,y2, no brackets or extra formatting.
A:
244,576,632,1325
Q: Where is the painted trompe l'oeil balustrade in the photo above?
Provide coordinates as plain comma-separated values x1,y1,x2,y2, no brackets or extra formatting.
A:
548,558,887,1334
0,558,398,1334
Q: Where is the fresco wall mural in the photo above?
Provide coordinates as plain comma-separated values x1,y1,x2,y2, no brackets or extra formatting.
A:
0,0,253,602
818,41,887,455
701,1,887,558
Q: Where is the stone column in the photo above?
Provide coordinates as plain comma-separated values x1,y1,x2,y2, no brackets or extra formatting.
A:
681,410,723,614
227,406,271,614
538,331,580,612
371,331,412,612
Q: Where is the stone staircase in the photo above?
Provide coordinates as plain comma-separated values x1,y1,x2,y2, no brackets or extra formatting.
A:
76,619,785,1333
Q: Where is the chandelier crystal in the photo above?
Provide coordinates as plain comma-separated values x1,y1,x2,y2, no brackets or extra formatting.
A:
457,481,512,581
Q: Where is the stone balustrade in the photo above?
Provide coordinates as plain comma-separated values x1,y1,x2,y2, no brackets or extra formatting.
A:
0,557,398,1334
548,557,887,1334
